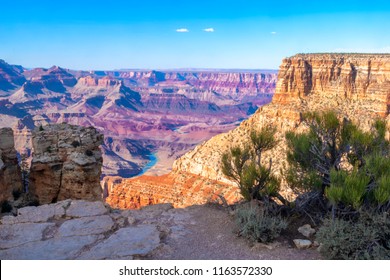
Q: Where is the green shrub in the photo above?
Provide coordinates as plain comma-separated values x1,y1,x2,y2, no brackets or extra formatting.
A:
317,213,390,259
221,126,285,203
374,175,390,205
235,203,288,243
286,110,390,212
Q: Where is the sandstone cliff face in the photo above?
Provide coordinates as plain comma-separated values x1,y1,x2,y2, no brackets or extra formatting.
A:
0,127,23,203
29,124,104,204
172,54,390,198
104,173,240,209
273,53,390,116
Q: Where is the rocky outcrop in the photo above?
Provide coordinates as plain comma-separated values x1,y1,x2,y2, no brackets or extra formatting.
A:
172,53,390,198
0,127,23,204
29,124,104,204
77,76,121,87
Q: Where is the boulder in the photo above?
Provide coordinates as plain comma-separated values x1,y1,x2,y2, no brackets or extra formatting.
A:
28,124,103,204
298,224,316,238
293,239,312,249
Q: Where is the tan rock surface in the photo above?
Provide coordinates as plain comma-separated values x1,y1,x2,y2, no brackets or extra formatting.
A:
28,124,104,204
0,127,23,203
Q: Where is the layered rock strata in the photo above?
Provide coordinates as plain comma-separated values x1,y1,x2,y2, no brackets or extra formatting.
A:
29,124,104,204
173,53,390,197
0,127,23,203
104,173,240,209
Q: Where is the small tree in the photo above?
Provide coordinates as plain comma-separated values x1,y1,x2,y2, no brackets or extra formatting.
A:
286,110,390,214
221,126,286,204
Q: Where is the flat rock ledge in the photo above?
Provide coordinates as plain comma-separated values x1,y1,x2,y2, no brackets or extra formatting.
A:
0,200,178,260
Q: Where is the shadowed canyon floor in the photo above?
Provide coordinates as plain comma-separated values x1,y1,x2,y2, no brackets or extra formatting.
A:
0,201,320,260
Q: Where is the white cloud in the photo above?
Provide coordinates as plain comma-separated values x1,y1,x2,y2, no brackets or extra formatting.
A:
203,28,215,32
176,28,189,33
271,31,277,35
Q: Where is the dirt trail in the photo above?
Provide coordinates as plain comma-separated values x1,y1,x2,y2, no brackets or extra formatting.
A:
149,205,321,260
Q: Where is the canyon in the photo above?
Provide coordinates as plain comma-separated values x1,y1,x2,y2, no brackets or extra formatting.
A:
2,53,389,260
0,59,276,179
107,53,390,207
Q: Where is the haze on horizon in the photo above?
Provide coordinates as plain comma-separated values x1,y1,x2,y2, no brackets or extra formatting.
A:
1,0,389,70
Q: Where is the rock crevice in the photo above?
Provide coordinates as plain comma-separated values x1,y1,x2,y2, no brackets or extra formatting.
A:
0,127,23,204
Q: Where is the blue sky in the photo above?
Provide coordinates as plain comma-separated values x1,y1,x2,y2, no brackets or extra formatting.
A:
1,0,389,70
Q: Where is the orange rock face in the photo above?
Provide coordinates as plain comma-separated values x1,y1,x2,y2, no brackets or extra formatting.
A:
104,173,240,209
273,53,390,117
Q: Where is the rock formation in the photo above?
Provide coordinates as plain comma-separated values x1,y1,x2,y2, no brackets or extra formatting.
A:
0,127,23,203
173,53,390,197
29,124,104,204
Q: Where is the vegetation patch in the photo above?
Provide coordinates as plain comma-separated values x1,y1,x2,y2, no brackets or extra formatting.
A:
317,212,390,259
235,203,287,243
